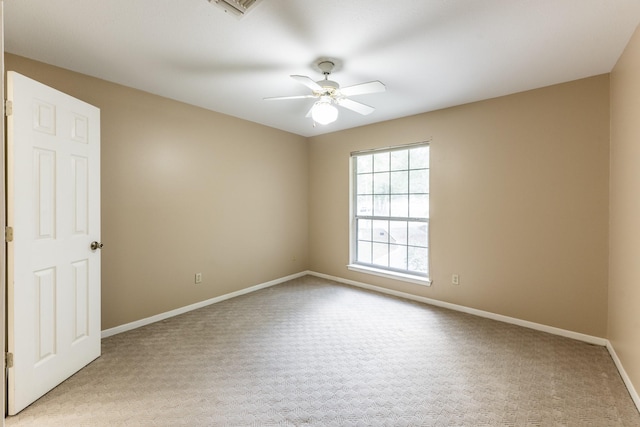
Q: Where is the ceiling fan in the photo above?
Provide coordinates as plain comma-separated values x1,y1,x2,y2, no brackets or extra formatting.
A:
264,60,386,125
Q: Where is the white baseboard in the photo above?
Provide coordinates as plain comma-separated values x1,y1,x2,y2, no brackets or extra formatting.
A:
104,268,609,345
101,271,308,338
607,341,640,411
100,269,639,413
308,271,607,346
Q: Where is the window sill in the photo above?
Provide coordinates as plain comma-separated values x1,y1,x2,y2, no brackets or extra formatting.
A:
347,264,432,287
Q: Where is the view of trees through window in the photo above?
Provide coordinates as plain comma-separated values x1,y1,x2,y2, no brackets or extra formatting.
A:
352,144,429,277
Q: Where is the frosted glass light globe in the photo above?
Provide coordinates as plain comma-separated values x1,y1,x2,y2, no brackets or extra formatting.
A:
311,100,338,125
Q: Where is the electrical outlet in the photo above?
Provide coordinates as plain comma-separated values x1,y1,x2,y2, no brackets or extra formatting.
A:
452,274,460,285
195,273,202,284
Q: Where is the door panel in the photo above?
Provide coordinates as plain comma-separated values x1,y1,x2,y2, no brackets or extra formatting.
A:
6,71,101,415
35,267,56,363
72,259,89,342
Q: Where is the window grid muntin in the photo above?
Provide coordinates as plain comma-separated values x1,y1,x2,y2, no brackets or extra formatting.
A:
352,143,429,277
355,218,429,275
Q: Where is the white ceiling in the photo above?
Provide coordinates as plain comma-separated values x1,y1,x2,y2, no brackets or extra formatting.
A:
5,0,640,137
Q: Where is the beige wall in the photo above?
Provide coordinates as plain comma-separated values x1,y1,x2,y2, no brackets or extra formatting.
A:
309,75,610,337
610,24,640,396
5,54,309,330
5,53,614,341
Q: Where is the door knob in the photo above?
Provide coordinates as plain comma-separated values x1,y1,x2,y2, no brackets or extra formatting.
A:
90,241,104,251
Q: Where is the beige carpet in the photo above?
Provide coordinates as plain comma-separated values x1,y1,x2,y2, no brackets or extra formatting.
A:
6,275,640,426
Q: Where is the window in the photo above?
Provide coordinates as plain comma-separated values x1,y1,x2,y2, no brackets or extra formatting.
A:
349,143,430,285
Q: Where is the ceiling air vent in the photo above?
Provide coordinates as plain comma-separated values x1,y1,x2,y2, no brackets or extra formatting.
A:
207,0,262,17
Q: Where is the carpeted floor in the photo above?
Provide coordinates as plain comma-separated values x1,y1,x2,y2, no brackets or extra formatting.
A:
6,275,640,426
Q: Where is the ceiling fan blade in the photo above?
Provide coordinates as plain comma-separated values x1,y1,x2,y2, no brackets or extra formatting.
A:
264,95,316,101
291,75,323,92
340,81,386,97
337,98,375,115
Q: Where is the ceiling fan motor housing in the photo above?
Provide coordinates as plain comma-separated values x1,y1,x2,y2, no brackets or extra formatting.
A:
317,79,340,97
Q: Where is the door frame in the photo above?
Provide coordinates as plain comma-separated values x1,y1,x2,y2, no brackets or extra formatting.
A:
1,1,7,424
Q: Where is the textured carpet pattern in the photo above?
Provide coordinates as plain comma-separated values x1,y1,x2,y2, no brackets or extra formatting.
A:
6,275,640,426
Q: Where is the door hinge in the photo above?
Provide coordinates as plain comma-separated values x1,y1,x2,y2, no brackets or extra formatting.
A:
6,226,14,243
6,352,13,369
5,99,12,116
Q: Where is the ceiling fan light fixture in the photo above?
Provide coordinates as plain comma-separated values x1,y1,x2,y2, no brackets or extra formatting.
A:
265,57,386,126
311,99,338,125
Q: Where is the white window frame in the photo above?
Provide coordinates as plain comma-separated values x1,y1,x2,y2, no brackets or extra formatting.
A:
348,142,431,286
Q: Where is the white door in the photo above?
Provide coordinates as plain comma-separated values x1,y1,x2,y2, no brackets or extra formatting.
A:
6,72,101,415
